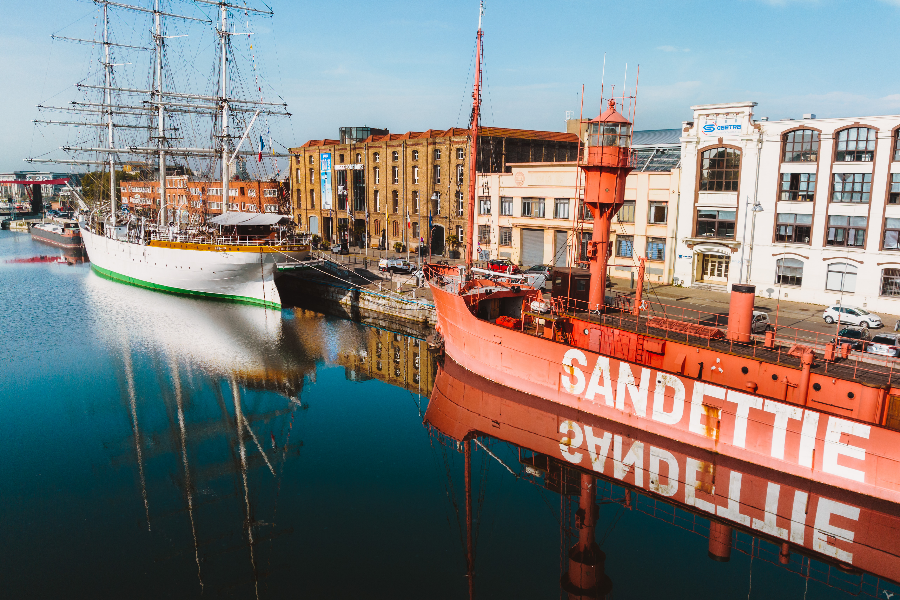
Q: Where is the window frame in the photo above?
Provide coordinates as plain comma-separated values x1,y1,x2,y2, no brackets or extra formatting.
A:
825,214,867,247
775,257,804,287
883,217,900,250
479,196,491,215
825,262,858,293
456,147,465,160
648,202,667,224
781,129,820,163
616,201,636,223
881,268,900,296
478,225,491,244
831,172,872,203
392,150,399,162
499,227,512,246
616,235,634,258
373,152,380,163
780,172,816,202
773,213,813,245
646,237,666,261
698,146,741,192
500,196,513,216
834,126,877,163
695,209,736,239
554,198,570,220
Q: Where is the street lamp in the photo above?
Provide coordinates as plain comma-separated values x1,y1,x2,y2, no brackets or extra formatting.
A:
746,200,764,284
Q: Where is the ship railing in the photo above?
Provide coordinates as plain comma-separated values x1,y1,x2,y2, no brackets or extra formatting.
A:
554,294,900,387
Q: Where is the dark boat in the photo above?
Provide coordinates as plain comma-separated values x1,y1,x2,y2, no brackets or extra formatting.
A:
29,219,83,249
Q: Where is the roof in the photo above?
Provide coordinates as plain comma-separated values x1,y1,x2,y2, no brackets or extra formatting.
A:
291,127,577,152
590,100,631,125
209,212,291,226
632,147,682,172
632,129,682,147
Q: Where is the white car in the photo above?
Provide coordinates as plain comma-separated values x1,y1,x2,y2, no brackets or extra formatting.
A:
822,306,883,329
866,334,900,358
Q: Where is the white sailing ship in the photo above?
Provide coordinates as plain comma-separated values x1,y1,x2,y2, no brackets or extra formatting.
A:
28,0,307,309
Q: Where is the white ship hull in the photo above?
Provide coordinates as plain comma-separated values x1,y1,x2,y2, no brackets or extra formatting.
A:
81,226,308,309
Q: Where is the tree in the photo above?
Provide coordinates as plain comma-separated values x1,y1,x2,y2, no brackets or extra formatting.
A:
81,169,143,209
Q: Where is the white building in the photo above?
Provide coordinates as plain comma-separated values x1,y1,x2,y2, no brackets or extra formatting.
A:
476,130,681,283
675,102,900,313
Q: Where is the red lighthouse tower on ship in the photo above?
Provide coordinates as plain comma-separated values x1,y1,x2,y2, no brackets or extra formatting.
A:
579,100,635,310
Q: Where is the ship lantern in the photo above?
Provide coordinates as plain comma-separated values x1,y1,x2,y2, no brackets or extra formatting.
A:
578,99,635,310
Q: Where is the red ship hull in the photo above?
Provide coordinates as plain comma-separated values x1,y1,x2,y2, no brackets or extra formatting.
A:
426,357,900,583
430,284,900,505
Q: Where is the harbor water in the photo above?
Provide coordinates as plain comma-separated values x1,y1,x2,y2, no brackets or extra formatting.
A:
1,229,897,599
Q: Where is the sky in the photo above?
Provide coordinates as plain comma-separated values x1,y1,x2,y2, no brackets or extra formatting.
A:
2,0,900,173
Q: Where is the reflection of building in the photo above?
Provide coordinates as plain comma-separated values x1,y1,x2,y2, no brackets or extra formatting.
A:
427,357,900,596
475,130,681,283
119,175,288,221
289,126,578,255
335,325,435,393
675,102,900,312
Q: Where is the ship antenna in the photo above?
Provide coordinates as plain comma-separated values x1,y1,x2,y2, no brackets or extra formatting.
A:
220,3,230,215
103,2,116,224
465,0,483,270
154,0,166,226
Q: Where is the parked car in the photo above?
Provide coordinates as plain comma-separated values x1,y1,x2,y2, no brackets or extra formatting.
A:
330,243,349,255
750,311,772,333
378,258,415,274
866,333,900,358
488,258,520,274
831,327,870,351
822,306,883,328
524,264,553,277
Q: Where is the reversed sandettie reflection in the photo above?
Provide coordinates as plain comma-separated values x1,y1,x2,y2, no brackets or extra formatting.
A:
426,356,900,598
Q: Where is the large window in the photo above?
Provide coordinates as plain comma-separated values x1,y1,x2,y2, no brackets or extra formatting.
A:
392,190,399,214
774,213,812,244
826,262,857,293
412,190,419,214
648,203,667,224
826,215,866,247
835,127,876,162
500,197,513,216
499,227,512,246
881,269,900,296
775,258,804,286
478,225,491,244
832,173,872,203
696,209,736,239
456,164,465,184
890,174,900,204
413,166,419,184
521,197,545,218
373,167,380,185
884,218,900,250
433,165,441,184
392,150,399,161
699,147,741,192
392,166,399,184
457,147,465,160
554,198,570,219
780,173,816,201
456,191,464,217
616,201,635,223
616,235,634,257
647,238,666,261
782,129,819,162
479,196,491,215
308,189,315,209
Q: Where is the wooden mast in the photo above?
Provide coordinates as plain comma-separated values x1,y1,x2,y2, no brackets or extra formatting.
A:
466,2,483,269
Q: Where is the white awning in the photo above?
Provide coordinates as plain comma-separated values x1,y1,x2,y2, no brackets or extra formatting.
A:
208,212,291,226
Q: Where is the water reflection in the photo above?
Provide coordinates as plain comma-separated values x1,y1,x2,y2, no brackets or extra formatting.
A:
426,357,900,599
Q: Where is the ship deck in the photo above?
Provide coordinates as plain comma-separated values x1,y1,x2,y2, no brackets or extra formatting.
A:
560,310,900,390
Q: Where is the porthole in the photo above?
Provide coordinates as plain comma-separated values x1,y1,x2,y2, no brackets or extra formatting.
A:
771,374,778,381
848,392,855,399
741,366,748,375
583,328,589,335
812,383,821,391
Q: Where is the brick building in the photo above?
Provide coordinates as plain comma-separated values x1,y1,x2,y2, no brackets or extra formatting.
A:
289,126,578,255
120,175,288,223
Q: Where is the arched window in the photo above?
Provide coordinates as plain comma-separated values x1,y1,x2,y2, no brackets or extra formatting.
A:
826,262,857,293
835,127,876,162
699,147,740,192
782,130,819,162
373,152,380,163
392,220,399,237
412,150,419,161
392,150,399,161
356,153,362,163
308,155,314,165
775,258,803,286
392,190,399,213
456,164,465,184
373,219,381,235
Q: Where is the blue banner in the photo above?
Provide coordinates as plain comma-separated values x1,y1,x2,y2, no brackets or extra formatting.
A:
320,152,332,210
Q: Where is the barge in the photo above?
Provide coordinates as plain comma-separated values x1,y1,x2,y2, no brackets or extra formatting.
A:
30,218,83,249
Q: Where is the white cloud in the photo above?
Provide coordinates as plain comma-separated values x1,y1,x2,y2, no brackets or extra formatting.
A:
656,45,689,53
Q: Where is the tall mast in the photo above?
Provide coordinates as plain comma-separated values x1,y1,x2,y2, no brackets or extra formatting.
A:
103,3,116,223
465,2,483,269
220,4,229,214
154,0,166,225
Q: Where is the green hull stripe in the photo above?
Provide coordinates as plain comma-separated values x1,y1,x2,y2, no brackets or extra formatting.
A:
90,264,281,310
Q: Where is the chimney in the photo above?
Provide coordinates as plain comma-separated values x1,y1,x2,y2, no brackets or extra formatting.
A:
727,284,756,343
